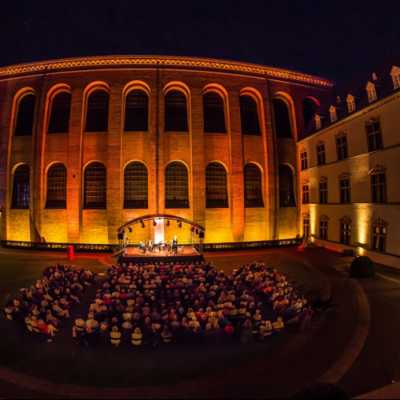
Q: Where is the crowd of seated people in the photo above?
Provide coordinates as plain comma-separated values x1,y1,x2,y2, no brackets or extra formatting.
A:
73,261,312,347
3,265,95,342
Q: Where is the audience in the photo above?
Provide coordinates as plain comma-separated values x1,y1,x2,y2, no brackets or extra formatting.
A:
3,260,312,347
4,265,95,342
75,261,312,347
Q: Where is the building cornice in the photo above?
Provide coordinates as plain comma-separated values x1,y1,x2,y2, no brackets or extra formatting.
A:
0,55,333,88
298,88,400,143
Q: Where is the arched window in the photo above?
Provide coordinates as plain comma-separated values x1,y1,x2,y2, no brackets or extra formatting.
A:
124,162,148,209
279,165,295,207
46,163,67,208
303,214,310,238
244,164,263,207
85,90,109,132
240,95,260,135
371,219,387,252
165,91,188,132
165,162,189,208
272,98,292,138
15,93,36,136
319,216,329,240
124,90,148,131
12,164,30,209
84,162,106,209
203,92,226,133
206,162,228,208
370,168,386,203
319,177,328,204
303,97,319,130
48,92,71,134
340,217,352,245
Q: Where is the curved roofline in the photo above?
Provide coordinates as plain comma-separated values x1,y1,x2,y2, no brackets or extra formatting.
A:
0,55,333,88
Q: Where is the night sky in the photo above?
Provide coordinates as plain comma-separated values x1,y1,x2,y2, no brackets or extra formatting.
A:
1,0,399,91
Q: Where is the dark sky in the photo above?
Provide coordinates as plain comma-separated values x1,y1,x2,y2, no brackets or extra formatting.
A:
1,0,399,90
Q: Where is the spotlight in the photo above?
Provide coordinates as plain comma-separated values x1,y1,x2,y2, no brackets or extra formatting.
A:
128,227,132,233
166,220,170,227
178,221,182,228
141,220,145,228
153,220,157,226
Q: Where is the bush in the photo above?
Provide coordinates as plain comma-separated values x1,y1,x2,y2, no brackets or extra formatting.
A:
350,256,375,278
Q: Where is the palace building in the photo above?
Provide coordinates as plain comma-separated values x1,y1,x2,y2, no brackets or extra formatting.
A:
298,66,400,268
0,55,333,246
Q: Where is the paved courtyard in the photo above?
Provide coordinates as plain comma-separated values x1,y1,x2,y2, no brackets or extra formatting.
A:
0,245,397,398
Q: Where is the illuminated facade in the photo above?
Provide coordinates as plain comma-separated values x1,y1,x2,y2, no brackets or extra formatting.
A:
298,66,400,267
0,55,333,245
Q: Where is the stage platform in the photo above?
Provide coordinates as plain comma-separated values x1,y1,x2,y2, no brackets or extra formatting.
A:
118,245,204,264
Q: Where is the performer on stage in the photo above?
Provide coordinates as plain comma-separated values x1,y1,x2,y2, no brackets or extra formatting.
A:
172,235,178,255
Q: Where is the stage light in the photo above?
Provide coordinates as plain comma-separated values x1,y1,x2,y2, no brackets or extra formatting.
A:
128,227,132,233
178,221,182,228
141,220,145,228
153,220,157,226
166,220,170,227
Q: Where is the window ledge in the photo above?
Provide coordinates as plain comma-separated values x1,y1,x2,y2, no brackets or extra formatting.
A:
123,130,148,134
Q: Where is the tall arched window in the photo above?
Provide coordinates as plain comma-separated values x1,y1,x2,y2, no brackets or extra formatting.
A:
46,163,67,208
85,90,109,132
303,97,319,130
203,92,226,133
48,92,71,134
12,164,30,209
244,164,263,207
272,98,292,138
124,90,148,131
206,162,228,208
340,217,352,245
240,95,260,135
84,162,106,209
165,91,188,132
124,162,148,209
165,162,189,208
279,165,295,207
15,93,36,136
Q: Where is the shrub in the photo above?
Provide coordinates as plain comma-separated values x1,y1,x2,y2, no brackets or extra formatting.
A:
350,256,375,278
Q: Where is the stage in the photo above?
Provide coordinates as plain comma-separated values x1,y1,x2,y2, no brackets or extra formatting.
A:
118,245,204,264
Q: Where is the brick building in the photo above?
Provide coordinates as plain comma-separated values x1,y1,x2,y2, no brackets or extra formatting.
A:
0,55,333,245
